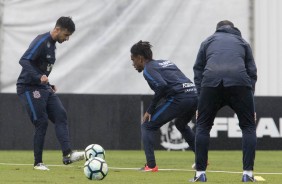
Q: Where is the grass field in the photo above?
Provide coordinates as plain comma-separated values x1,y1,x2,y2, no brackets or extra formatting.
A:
0,150,281,184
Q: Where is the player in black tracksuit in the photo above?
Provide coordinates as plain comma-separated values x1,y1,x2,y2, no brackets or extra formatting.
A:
191,20,257,182
130,41,198,172
16,17,83,170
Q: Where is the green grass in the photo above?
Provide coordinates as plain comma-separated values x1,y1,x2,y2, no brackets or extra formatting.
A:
0,150,281,183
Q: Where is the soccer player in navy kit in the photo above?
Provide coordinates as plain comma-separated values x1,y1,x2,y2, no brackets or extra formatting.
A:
190,20,257,182
16,17,84,171
130,41,198,172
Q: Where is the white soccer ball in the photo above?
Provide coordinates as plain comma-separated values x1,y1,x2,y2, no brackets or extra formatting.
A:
83,157,108,180
84,144,105,160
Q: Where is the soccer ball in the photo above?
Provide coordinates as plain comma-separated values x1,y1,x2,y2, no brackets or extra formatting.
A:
85,144,105,160
84,157,108,180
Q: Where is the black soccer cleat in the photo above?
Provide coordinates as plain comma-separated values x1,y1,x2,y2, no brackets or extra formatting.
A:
62,155,72,165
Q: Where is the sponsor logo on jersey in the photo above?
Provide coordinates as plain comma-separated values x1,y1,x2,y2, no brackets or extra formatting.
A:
47,41,50,48
158,60,174,68
182,82,195,88
47,64,53,72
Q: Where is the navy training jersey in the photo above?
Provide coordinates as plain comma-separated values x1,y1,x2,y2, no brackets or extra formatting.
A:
143,60,197,114
16,32,56,94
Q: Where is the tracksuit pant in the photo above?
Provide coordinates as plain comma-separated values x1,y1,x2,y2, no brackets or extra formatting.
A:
195,85,257,171
18,88,71,165
141,93,198,168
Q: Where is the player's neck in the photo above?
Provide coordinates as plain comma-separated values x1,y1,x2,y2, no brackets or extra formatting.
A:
50,30,57,42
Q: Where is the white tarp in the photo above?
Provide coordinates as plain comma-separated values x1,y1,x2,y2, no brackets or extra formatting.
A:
0,0,249,94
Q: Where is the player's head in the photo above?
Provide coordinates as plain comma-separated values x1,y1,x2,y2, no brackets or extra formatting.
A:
216,20,234,30
52,16,75,43
130,40,153,73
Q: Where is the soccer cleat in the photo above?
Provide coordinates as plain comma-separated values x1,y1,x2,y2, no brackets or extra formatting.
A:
33,163,50,171
189,173,207,182
63,151,85,165
139,164,158,172
242,174,256,182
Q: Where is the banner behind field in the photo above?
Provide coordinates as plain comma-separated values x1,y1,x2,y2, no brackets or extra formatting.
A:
0,94,281,150
142,96,282,150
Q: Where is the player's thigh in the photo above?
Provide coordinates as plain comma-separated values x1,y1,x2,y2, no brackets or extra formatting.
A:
197,87,222,128
18,90,49,124
228,87,255,129
47,93,67,123
175,97,197,129
145,98,179,130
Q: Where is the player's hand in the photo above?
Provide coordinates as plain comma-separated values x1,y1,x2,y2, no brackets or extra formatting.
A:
40,75,49,84
142,112,151,123
196,110,198,120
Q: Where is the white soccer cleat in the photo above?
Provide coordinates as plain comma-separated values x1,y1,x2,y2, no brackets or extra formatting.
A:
34,163,50,171
63,151,85,165
70,151,85,162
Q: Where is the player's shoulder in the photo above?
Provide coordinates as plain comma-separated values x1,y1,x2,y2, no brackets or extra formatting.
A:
28,32,51,50
32,32,50,44
200,34,216,47
156,60,176,68
146,60,162,69
150,59,172,65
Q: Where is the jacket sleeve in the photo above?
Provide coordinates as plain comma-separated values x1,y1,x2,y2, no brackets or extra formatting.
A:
193,42,206,95
19,42,45,84
245,44,257,92
144,66,168,114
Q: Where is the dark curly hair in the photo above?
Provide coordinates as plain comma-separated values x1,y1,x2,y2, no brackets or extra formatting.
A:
130,40,153,60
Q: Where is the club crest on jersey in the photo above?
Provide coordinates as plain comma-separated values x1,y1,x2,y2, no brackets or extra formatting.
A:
33,90,41,99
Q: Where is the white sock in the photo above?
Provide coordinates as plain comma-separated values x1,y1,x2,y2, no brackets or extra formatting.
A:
243,170,253,177
196,171,206,177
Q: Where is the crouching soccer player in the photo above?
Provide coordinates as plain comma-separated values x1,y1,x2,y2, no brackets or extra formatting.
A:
130,41,198,172
190,20,257,182
16,17,84,171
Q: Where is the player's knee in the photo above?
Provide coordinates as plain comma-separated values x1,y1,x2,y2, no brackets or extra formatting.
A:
56,109,68,121
141,122,158,131
34,119,48,129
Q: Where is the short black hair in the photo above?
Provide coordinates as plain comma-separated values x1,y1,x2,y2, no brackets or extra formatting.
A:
55,16,75,33
130,40,153,60
216,20,234,30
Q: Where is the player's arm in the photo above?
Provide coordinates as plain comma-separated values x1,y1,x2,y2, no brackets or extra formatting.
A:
244,44,257,93
19,40,46,84
19,58,47,84
193,42,206,95
144,67,168,115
